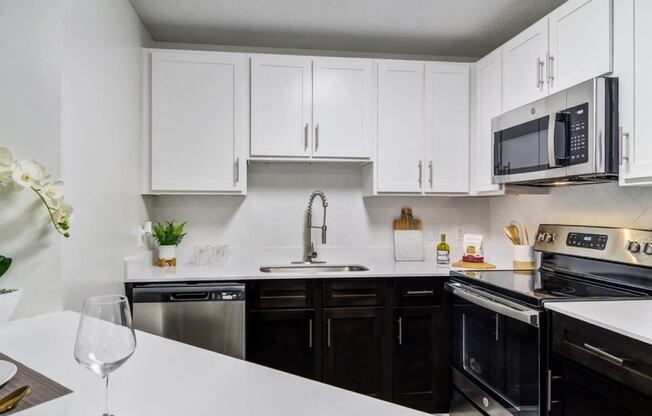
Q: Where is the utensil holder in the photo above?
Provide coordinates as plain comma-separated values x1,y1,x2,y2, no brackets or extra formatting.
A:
513,245,535,270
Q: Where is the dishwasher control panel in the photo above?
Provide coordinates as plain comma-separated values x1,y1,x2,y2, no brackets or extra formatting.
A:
216,291,245,300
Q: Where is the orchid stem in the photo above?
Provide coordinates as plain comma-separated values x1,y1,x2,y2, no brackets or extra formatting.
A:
31,186,68,237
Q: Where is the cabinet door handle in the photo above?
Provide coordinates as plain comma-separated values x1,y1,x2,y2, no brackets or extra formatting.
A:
406,290,434,296
397,317,403,346
537,57,545,88
620,127,630,166
315,123,320,151
308,318,313,349
583,343,624,366
304,123,309,151
327,318,331,348
418,161,423,186
428,161,433,187
548,54,555,85
234,158,240,183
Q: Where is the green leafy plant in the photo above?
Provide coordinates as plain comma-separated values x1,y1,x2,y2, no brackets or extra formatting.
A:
0,256,11,279
152,221,187,246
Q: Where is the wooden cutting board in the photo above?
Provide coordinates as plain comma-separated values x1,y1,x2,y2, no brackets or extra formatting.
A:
452,260,497,269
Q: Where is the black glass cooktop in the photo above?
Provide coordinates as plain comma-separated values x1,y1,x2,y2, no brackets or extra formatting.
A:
450,269,649,307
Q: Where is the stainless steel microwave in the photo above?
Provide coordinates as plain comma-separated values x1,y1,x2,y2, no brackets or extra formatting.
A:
492,77,619,186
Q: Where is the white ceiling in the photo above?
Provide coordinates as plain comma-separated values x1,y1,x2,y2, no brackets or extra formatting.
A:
130,0,565,58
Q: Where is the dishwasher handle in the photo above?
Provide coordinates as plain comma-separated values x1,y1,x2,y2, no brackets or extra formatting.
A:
169,292,210,301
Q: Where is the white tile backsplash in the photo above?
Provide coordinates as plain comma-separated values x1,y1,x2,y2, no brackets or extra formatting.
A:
146,163,490,259
486,182,652,266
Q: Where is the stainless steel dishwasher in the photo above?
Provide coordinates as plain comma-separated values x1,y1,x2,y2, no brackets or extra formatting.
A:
132,283,245,359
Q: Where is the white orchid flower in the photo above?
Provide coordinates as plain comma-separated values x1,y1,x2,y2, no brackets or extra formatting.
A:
42,179,65,208
12,160,46,190
54,202,73,227
0,147,13,186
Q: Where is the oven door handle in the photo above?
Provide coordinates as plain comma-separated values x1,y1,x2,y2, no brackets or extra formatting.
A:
445,282,540,327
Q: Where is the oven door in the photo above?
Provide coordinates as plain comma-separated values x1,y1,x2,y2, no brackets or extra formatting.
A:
446,282,546,416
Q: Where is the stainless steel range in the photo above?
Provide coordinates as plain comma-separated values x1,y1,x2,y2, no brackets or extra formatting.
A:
447,225,652,416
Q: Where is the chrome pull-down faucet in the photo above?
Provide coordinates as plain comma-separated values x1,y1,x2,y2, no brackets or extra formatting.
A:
300,190,328,263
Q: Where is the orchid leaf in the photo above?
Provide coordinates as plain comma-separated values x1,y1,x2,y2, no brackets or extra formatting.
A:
0,256,12,279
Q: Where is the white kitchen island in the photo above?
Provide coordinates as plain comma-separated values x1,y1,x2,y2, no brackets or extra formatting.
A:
0,311,428,415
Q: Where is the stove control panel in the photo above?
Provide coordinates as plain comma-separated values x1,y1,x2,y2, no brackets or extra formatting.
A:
567,232,607,250
535,224,652,267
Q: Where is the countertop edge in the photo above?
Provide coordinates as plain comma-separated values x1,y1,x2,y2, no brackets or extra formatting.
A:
545,300,652,346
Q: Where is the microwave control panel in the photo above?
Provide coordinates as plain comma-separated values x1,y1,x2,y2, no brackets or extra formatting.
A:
566,103,589,165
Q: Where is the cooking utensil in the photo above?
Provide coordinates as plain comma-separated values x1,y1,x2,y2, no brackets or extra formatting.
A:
0,385,30,413
524,225,530,246
504,226,518,245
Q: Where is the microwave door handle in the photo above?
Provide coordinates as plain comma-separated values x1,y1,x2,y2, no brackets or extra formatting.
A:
445,282,540,327
547,116,560,168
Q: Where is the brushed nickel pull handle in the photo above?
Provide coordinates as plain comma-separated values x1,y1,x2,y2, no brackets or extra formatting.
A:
548,54,555,85
234,158,240,183
418,161,423,186
315,123,320,151
327,318,331,348
583,343,624,366
620,128,630,166
537,57,545,88
304,123,309,151
308,318,313,349
406,290,434,296
397,317,403,346
428,161,433,187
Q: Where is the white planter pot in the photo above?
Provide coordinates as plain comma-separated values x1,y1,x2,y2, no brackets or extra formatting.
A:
158,245,176,261
0,289,22,322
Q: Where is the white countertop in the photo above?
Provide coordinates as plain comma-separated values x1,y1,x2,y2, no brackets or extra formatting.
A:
0,311,428,415
545,299,652,345
124,246,478,282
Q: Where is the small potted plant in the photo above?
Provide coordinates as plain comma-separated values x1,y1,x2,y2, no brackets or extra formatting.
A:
152,221,187,267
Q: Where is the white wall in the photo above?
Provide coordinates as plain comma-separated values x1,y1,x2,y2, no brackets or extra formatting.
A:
147,163,490,259
60,0,151,310
0,0,64,318
486,182,652,265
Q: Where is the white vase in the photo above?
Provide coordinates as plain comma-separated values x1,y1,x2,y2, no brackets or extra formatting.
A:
0,289,22,322
158,245,176,261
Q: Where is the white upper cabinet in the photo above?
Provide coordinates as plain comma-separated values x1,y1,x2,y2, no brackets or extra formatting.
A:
250,55,312,157
377,61,424,193
424,63,470,194
619,0,652,184
312,58,376,158
502,17,549,112
150,50,248,193
548,0,613,93
472,49,504,195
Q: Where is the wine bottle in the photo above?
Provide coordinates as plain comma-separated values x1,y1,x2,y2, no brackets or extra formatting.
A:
437,234,450,265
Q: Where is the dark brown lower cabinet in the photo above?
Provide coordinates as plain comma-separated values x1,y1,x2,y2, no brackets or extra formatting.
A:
322,307,390,400
246,309,317,380
393,306,449,413
245,278,450,413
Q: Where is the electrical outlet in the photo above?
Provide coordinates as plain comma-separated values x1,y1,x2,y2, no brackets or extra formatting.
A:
428,223,440,242
454,226,465,245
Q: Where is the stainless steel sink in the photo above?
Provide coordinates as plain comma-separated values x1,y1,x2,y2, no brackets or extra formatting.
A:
260,264,369,273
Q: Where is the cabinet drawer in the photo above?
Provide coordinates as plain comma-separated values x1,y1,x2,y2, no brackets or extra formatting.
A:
249,280,314,309
394,278,444,307
552,313,652,398
323,279,386,307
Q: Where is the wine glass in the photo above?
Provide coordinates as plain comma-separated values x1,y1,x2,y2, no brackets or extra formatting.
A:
74,295,137,416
